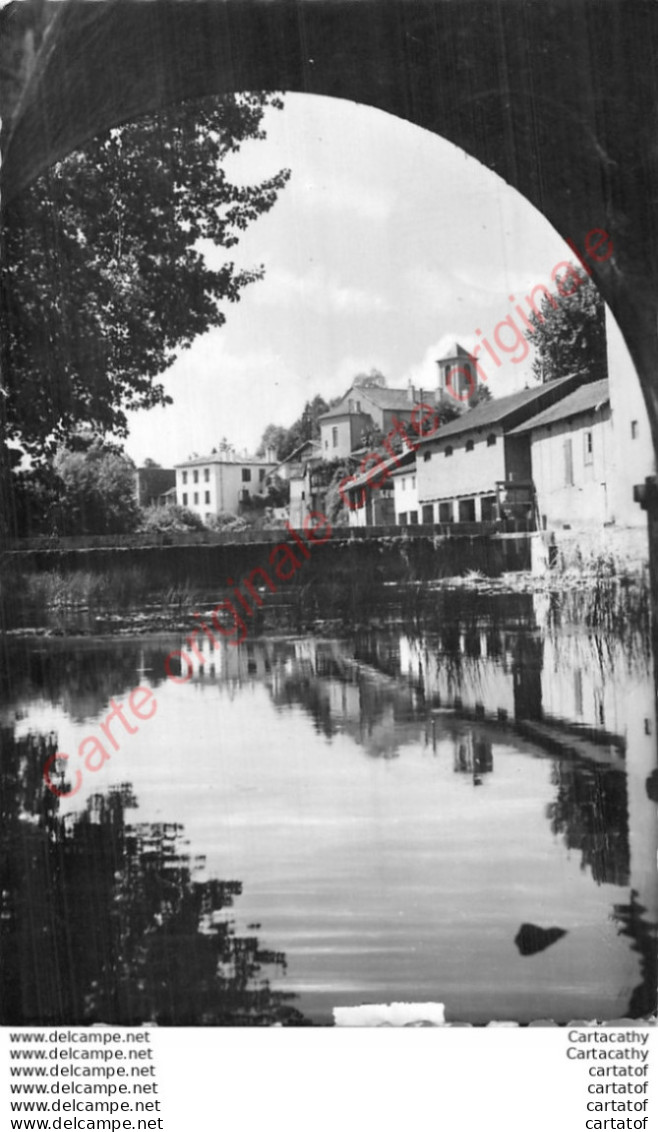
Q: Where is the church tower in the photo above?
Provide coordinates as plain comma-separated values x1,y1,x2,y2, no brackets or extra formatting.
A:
436,341,479,402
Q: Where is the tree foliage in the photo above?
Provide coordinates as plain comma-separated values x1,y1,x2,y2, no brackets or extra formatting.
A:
467,385,493,409
524,270,607,383
139,501,207,534
256,423,290,460
0,93,290,464
2,723,308,1025
54,441,141,535
353,368,387,389
257,394,330,462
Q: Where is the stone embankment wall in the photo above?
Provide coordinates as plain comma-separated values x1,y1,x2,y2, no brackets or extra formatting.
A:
5,531,531,588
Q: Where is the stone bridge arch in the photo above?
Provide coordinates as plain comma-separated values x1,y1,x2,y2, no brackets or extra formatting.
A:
1,0,658,447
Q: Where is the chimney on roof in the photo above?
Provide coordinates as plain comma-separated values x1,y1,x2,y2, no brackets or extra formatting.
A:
408,382,416,403
265,446,276,463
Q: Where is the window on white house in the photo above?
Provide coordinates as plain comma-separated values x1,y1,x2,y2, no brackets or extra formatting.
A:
204,468,210,482
399,512,407,526
424,451,431,462
194,492,199,505
332,426,338,447
584,431,594,464
242,468,251,482
193,470,199,483
466,439,475,453
412,476,416,489
402,477,406,490
631,420,639,439
182,493,188,505
205,491,210,504
487,434,497,446
445,446,453,457
564,438,574,486
182,471,188,484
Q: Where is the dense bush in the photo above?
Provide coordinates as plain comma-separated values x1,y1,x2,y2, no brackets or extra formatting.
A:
139,502,206,532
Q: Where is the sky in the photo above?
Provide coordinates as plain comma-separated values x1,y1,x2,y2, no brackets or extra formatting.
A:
123,93,573,467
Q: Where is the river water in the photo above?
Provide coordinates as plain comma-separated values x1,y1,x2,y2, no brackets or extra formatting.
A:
2,587,656,1025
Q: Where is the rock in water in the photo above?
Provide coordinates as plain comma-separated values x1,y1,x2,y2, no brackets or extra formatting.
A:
514,923,567,956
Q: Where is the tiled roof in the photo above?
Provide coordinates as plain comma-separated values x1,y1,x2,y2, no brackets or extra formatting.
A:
275,439,321,469
360,386,419,411
417,374,581,444
318,401,372,421
319,384,420,420
509,379,609,434
343,447,416,491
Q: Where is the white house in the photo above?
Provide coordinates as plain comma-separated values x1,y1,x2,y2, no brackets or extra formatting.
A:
270,438,321,482
414,375,581,524
605,306,655,527
319,384,430,459
392,462,422,526
175,448,276,521
282,440,323,528
509,379,612,529
341,448,415,527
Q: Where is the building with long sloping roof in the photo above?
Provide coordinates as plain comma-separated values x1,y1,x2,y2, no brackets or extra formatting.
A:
415,374,583,524
510,378,611,529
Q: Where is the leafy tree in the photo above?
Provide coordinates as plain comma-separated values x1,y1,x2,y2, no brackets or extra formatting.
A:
256,424,289,460
468,385,493,409
435,397,463,425
262,474,290,508
4,464,62,537
258,395,330,463
358,421,384,449
282,395,330,458
0,92,290,469
524,270,607,383
54,442,141,535
353,368,387,389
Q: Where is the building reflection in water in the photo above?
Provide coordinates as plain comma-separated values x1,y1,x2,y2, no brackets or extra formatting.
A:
2,582,656,1022
184,603,656,907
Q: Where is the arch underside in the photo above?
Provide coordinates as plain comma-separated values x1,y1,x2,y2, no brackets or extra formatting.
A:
2,0,658,444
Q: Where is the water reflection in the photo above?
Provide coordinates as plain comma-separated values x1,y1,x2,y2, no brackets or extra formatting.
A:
2,586,656,1023
1,725,308,1026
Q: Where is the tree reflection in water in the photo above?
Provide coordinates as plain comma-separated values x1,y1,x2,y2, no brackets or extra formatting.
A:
1,727,308,1026
613,891,658,1018
546,758,630,887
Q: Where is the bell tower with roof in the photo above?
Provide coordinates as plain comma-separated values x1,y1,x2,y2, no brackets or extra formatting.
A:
436,341,479,402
